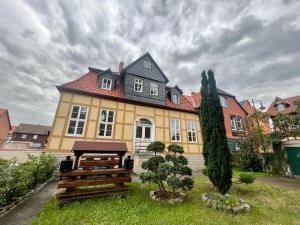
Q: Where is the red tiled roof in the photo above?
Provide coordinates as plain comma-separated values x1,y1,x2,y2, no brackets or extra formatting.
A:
58,71,197,113
240,100,259,116
0,108,8,117
72,141,127,152
266,95,300,116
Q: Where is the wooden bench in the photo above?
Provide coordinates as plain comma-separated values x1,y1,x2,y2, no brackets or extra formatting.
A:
57,141,132,204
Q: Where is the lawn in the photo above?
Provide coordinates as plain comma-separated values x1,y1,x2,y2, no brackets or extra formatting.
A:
32,173,300,225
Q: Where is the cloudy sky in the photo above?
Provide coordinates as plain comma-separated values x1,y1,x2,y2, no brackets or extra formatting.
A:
0,0,300,125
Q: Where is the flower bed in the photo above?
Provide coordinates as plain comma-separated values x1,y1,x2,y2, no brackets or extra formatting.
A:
201,192,251,214
0,154,56,214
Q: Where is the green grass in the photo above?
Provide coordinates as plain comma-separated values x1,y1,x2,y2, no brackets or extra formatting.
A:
32,176,300,225
233,169,272,178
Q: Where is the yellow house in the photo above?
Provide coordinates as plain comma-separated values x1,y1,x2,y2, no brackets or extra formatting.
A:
47,53,203,170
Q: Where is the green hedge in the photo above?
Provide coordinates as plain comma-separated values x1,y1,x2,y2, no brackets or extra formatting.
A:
0,154,57,207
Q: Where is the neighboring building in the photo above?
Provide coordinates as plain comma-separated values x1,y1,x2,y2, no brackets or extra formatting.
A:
240,100,271,134
185,90,248,152
12,123,51,149
47,53,203,164
266,95,300,130
7,125,17,141
0,108,12,145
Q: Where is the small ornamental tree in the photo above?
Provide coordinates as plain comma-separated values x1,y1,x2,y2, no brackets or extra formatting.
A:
165,144,194,195
146,141,165,156
206,70,232,195
140,142,194,199
200,70,211,166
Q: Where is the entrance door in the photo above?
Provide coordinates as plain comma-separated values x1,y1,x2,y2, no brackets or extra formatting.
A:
134,118,153,152
286,147,300,176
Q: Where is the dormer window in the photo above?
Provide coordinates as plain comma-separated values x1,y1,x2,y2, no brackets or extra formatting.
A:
220,96,228,108
101,78,112,90
143,60,151,69
134,79,143,92
277,103,286,111
172,94,180,104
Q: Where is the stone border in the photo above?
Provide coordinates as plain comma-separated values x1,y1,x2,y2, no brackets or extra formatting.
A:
149,190,186,204
0,176,55,217
201,193,251,214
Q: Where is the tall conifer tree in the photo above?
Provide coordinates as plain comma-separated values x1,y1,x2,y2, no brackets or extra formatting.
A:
206,69,232,194
200,71,210,166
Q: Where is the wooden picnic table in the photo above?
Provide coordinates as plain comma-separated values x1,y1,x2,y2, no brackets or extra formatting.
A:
57,141,132,204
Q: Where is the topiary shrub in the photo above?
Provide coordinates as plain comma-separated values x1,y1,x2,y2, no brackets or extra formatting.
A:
146,141,165,156
140,142,194,201
239,174,256,184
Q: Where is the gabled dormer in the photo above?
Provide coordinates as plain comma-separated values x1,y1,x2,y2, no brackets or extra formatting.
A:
169,85,183,104
122,53,169,105
97,69,117,90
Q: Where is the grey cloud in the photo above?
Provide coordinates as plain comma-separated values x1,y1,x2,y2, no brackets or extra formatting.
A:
0,0,300,125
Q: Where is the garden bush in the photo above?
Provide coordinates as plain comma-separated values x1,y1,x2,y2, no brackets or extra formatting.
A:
238,174,256,184
0,154,57,207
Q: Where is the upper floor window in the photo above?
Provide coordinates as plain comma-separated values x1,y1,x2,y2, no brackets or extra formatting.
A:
33,135,38,140
230,115,237,131
187,121,197,143
143,60,152,69
236,116,243,131
235,142,241,151
21,134,27,139
98,109,115,138
67,105,88,136
101,78,112,90
150,82,158,96
170,118,181,142
172,94,180,104
220,96,228,108
134,79,143,92
277,103,286,111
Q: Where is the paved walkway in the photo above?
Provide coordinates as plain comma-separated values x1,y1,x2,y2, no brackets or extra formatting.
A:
258,176,300,190
0,179,57,225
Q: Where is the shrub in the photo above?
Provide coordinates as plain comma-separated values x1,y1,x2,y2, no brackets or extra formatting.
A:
0,154,56,207
140,142,194,198
239,174,256,184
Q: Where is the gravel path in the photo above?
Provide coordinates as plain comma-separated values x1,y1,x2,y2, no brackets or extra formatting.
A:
0,179,57,225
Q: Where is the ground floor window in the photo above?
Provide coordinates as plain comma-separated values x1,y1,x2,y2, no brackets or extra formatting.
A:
67,105,88,136
187,121,197,143
98,109,115,137
170,118,181,141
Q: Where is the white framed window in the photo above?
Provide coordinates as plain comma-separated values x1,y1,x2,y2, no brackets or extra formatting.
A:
101,78,112,90
220,96,228,108
98,109,115,138
67,105,88,136
187,121,197,143
235,142,240,151
21,134,27,139
143,60,152,69
33,135,38,140
134,79,143,92
172,94,180,104
170,119,181,142
150,82,158,96
236,116,243,131
230,115,237,131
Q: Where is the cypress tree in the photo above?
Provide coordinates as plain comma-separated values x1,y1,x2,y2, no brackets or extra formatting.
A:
206,69,232,195
199,71,210,166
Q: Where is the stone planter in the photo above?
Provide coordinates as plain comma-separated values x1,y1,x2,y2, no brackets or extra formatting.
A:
201,193,251,214
149,190,186,204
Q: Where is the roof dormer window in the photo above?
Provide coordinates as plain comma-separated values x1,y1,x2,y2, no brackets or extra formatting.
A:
143,60,152,69
277,103,286,111
134,79,143,92
172,94,180,104
101,78,112,90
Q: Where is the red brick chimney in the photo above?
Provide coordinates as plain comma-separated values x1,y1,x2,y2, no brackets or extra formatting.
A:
119,61,125,73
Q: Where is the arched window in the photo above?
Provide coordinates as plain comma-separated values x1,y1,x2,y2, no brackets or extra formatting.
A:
135,118,153,140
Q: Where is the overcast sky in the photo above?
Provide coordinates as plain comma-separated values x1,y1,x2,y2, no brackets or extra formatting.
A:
0,0,300,126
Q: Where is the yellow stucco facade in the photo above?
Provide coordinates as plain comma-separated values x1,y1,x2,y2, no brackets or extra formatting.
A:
46,91,203,153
